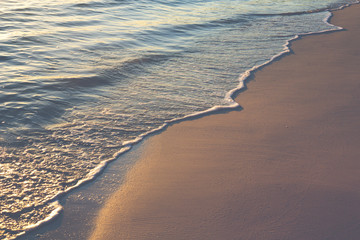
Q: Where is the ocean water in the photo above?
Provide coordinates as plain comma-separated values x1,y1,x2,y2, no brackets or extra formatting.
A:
0,0,358,239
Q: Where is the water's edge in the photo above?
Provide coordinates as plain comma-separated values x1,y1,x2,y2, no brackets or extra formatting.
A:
17,2,359,239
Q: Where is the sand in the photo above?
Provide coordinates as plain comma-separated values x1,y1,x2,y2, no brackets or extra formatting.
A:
89,4,360,240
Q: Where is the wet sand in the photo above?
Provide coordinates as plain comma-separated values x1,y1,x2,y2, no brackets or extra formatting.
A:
90,4,360,240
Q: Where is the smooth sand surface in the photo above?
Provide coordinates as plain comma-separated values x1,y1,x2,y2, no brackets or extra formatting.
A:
90,4,360,240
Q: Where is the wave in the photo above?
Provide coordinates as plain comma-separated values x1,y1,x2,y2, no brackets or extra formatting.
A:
72,0,129,8
247,0,359,17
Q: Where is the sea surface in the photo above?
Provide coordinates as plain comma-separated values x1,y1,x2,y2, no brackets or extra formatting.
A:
0,0,358,239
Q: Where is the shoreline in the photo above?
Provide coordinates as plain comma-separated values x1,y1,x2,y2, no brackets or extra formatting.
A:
92,5,360,239
16,3,359,240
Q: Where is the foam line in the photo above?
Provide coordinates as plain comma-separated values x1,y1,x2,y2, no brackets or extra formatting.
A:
14,201,63,240
22,201,63,232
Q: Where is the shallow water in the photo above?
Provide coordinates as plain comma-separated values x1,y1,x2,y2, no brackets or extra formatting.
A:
0,0,358,239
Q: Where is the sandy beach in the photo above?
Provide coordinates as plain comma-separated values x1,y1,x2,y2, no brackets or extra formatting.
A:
89,4,360,240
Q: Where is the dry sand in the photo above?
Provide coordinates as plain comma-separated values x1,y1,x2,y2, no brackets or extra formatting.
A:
89,4,360,240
